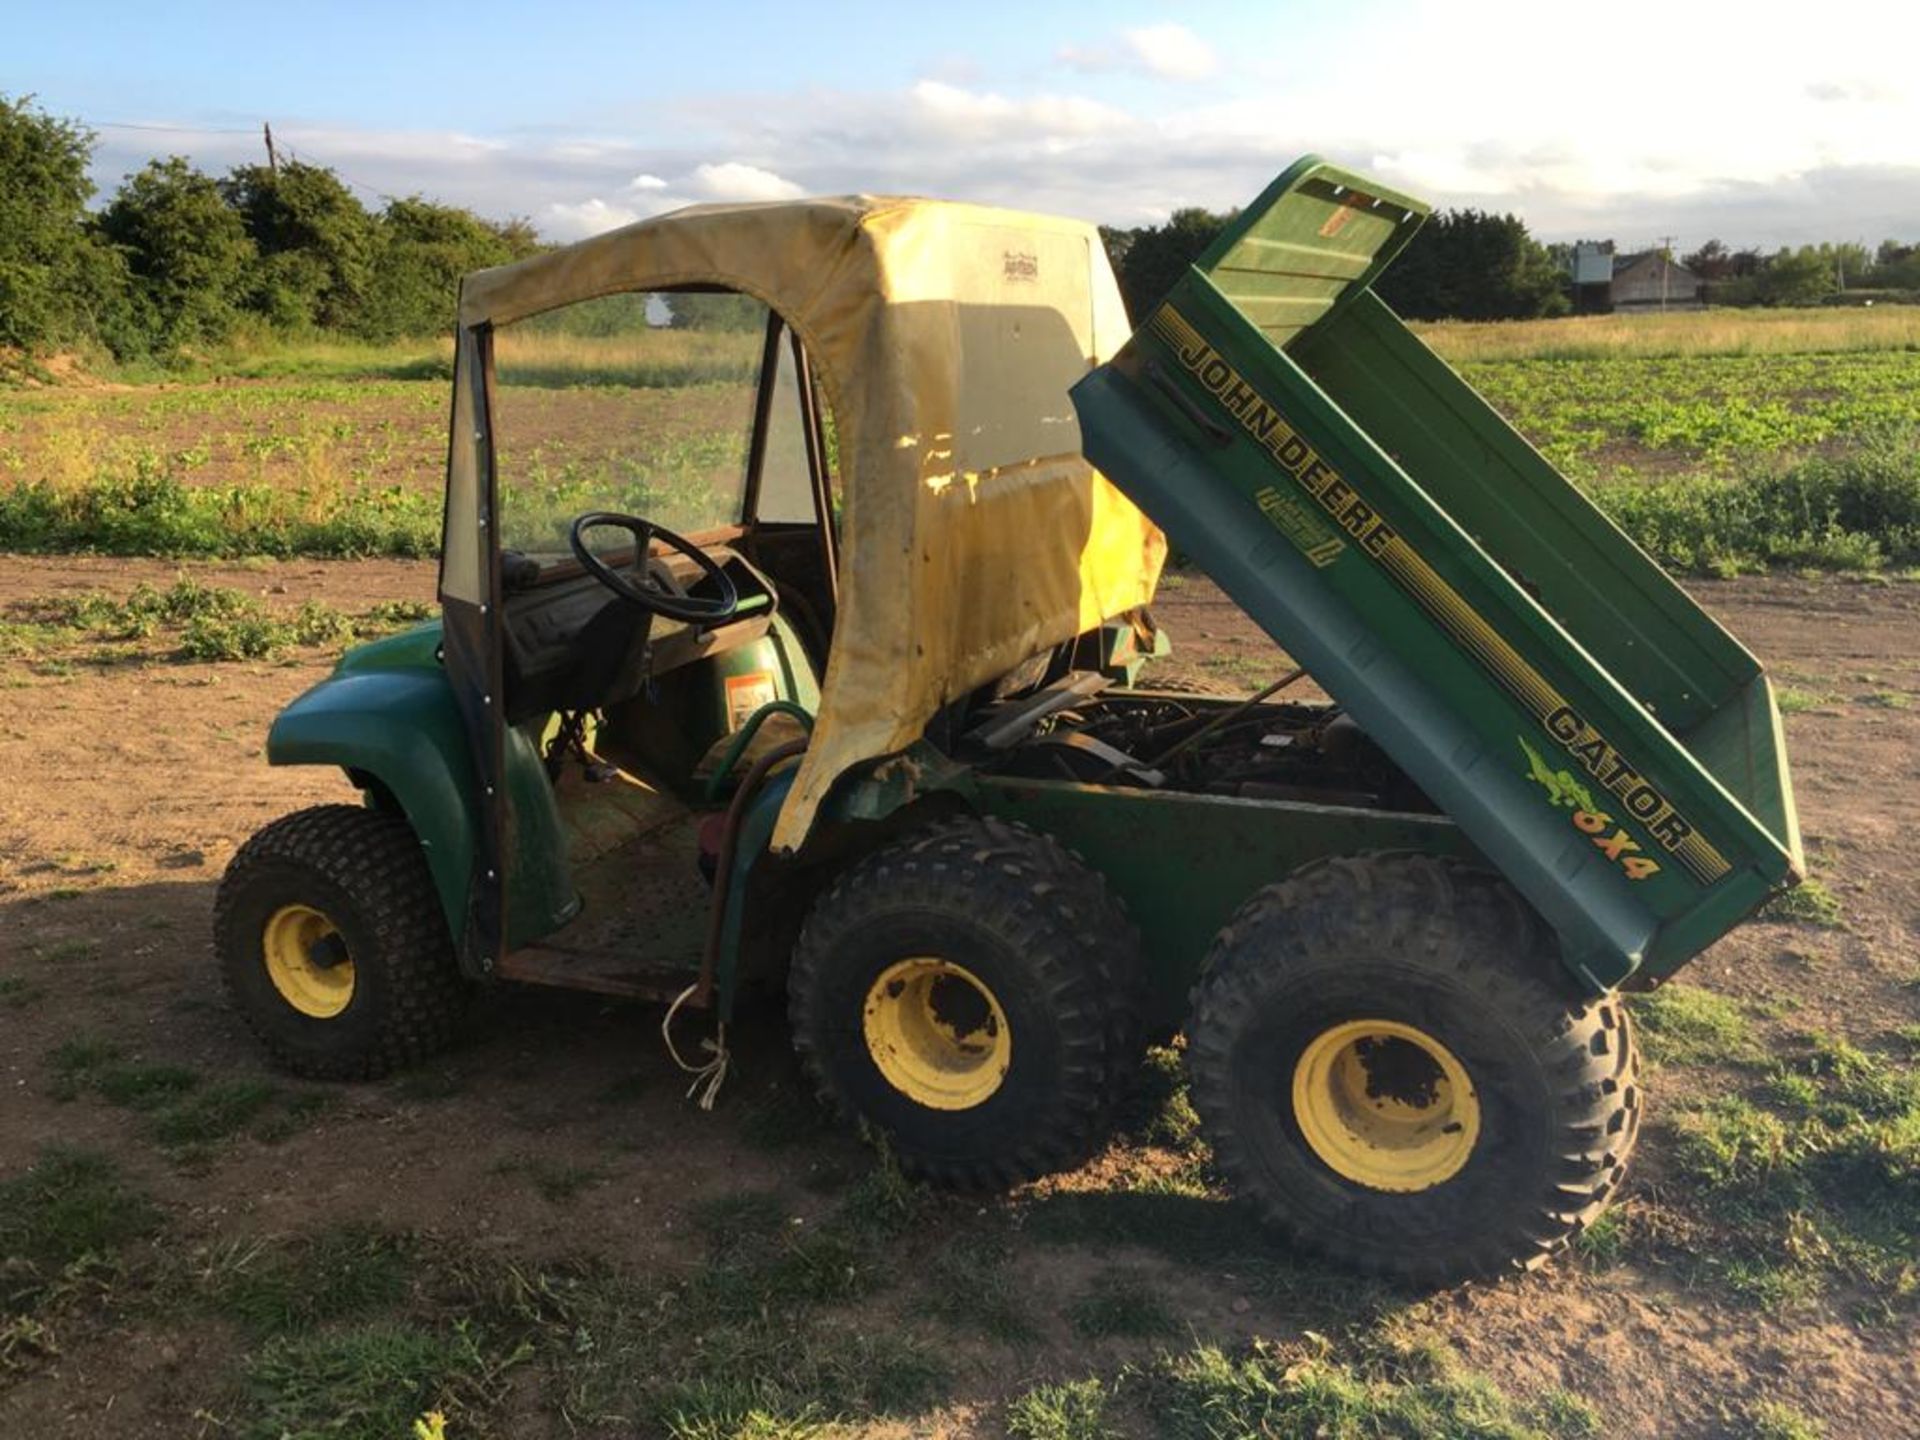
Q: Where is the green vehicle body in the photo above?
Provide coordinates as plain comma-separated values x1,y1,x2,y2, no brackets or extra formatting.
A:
265,155,1800,1026
1069,155,1803,990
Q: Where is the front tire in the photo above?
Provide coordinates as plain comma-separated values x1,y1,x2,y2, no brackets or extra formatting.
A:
788,816,1145,1190
214,805,470,1080
1187,854,1640,1282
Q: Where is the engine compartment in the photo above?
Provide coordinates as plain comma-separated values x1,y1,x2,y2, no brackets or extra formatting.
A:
974,681,1437,815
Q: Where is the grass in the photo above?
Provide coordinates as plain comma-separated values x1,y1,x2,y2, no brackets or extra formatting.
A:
1765,878,1844,928
239,1320,497,1440
201,1223,415,1333
0,1148,160,1370
1007,1378,1112,1440
1656,1029,1920,1312
1632,983,1759,1067
1414,304,1920,362
1588,424,1920,575
1775,686,1832,714
45,1039,322,1155
1067,1269,1178,1339
0,1148,160,1294
6,315,1920,572
0,466,443,558
1142,1336,1600,1439
1745,1400,1827,1439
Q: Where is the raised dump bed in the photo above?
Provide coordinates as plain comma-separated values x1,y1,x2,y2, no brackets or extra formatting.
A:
1071,156,1802,991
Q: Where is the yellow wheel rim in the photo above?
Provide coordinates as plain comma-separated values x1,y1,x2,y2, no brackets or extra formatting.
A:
862,957,1010,1111
261,903,355,1019
1292,1019,1480,1193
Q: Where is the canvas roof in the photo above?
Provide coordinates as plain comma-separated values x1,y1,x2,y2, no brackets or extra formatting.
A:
448,196,1166,849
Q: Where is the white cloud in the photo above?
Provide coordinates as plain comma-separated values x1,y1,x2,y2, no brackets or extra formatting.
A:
910,80,1131,140
541,197,641,241
688,161,805,202
1059,23,1218,82
82,10,1920,254
1123,24,1218,82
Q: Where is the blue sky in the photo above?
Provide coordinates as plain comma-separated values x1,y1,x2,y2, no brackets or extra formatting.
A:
12,1,1919,247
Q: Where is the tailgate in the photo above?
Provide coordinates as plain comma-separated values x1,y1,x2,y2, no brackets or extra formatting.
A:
1071,156,1803,991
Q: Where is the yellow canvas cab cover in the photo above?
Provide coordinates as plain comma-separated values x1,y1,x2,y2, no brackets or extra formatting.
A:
451,196,1166,848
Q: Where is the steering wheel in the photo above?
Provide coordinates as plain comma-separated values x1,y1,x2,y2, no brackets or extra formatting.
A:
568,512,739,624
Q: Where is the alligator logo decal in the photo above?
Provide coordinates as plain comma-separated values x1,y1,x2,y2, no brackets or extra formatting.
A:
1520,737,1661,882
1520,737,1595,812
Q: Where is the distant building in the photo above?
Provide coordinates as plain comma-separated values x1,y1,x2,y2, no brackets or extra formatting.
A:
1609,251,1703,311
1567,241,1615,313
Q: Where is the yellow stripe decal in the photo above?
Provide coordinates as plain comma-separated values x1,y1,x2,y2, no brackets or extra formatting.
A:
1147,304,1732,885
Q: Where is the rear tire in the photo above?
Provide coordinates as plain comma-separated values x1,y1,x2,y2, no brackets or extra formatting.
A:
789,816,1145,1190
1186,853,1640,1282
214,805,470,1080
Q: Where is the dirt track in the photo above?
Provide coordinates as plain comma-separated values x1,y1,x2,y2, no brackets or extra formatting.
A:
1,557,1917,1437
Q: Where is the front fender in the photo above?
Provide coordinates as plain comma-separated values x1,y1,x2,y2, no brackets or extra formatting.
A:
268,665,480,948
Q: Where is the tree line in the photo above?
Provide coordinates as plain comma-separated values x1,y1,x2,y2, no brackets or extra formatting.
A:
8,89,1920,364
1102,212,1920,325
0,94,538,359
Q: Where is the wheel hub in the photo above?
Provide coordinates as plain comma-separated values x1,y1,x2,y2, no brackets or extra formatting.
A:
1292,1018,1479,1192
862,957,1010,1110
261,903,356,1018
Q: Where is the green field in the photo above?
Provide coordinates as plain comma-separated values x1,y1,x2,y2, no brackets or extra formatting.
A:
1,308,1916,575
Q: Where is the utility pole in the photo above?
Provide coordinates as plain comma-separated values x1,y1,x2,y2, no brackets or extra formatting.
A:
1657,234,1676,312
263,121,278,179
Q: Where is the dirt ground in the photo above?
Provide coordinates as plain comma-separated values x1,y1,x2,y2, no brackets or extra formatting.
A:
1,556,1916,1438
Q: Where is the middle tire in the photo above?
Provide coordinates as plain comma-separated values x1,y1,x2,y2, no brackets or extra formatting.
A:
788,815,1145,1190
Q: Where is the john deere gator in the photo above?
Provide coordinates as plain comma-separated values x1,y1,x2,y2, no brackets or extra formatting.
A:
216,157,1801,1280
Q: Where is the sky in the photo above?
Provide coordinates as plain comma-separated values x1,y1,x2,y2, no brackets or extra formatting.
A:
11,0,1920,251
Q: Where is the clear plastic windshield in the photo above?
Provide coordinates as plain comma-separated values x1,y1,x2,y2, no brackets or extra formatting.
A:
490,291,770,557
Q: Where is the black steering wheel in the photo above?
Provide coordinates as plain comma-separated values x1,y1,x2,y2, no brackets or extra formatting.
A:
568,512,739,624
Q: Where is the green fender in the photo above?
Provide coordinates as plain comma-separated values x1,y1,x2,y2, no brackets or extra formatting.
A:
265,623,575,964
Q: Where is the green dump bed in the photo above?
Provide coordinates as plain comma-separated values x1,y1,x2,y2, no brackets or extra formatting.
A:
1071,156,1802,990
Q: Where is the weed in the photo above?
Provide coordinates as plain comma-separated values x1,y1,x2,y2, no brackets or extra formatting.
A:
240,1321,494,1440
1632,984,1758,1067
1526,1389,1603,1438
1067,1269,1178,1339
1765,879,1843,928
1571,1206,1630,1267
1007,1377,1112,1440
0,975,43,1007
0,1148,160,1298
1774,687,1831,714
1859,689,1909,708
40,936,99,962
2,578,429,663
46,1035,123,1099
1746,1400,1827,1440
92,1062,200,1110
148,1077,282,1147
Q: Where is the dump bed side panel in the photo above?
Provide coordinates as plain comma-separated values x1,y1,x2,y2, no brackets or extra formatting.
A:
1076,268,1795,988
1291,293,1759,732
1193,155,1428,349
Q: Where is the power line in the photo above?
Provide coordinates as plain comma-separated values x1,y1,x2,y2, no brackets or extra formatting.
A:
88,114,402,205
92,119,258,135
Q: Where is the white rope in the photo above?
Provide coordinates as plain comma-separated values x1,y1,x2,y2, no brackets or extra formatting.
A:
662,982,730,1111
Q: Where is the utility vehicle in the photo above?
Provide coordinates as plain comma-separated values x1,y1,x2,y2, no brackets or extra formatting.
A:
216,159,1802,1280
